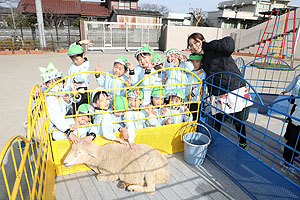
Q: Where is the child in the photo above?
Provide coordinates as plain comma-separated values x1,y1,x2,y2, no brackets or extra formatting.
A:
164,48,194,95
39,63,79,143
67,104,98,145
66,40,92,113
147,87,167,127
126,89,151,137
185,53,207,120
281,103,300,177
101,96,139,150
129,45,159,106
95,56,131,102
152,54,166,85
90,88,111,135
162,89,193,125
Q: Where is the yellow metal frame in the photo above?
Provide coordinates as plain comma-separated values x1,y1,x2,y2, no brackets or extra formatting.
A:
1,67,204,198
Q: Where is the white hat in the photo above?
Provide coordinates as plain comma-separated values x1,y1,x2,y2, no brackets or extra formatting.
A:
38,62,62,83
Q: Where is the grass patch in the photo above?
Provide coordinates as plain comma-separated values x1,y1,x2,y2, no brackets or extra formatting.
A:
250,62,291,69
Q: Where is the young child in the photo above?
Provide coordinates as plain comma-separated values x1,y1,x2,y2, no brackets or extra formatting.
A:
101,96,139,150
185,53,207,120
162,89,193,125
67,104,98,145
164,48,194,95
152,54,166,85
95,56,131,102
129,45,159,106
147,87,167,127
126,89,151,137
90,88,111,135
39,64,79,143
66,40,92,113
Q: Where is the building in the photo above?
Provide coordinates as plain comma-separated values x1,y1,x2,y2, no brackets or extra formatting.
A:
162,13,192,26
16,0,140,25
207,0,295,29
110,9,162,24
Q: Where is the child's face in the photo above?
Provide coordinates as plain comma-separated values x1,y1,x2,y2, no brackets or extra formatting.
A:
137,54,153,68
94,93,110,110
70,55,85,66
113,63,126,77
152,97,164,106
170,96,182,109
76,115,89,126
191,60,201,70
114,111,125,117
128,97,143,109
168,54,180,67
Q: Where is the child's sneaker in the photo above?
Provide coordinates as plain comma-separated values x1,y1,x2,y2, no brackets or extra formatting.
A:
281,164,299,178
239,142,248,151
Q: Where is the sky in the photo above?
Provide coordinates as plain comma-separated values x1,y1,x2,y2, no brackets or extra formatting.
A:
139,0,300,14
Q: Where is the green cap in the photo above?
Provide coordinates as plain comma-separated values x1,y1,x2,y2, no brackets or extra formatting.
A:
152,54,163,65
113,96,128,110
114,56,129,69
135,45,154,59
167,89,184,99
166,48,180,57
127,89,144,99
78,104,90,114
151,87,166,98
68,44,84,56
189,53,203,61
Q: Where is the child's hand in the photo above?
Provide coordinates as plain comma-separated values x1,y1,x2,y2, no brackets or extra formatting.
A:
116,137,129,147
70,124,77,130
163,74,168,84
183,105,190,113
126,77,132,85
63,94,71,103
71,87,79,98
161,106,168,115
126,62,134,70
69,132,80,144
186,94,192,101
129,143,140,151
165,118,173,125
79,40,93,46
81,136,93,145
120,128,129,140
95,64,101,72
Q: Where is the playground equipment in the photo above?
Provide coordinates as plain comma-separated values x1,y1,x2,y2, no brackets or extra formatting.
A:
254,8,298,68
1,64,300,199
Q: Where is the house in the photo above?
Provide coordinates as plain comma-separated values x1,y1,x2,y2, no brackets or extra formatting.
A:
16,0,140,25
207,0,297,29
110,9,162,24
162,13,192,26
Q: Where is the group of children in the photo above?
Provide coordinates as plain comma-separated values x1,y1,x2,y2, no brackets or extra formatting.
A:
39,40,206,150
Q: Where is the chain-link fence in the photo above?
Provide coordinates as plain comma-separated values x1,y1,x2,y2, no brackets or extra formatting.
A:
0,26,80,51
84,21,162,51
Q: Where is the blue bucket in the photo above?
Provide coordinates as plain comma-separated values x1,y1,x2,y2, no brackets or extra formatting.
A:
181,123,211,165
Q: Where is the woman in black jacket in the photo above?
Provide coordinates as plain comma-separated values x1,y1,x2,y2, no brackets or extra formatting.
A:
187,32,252,150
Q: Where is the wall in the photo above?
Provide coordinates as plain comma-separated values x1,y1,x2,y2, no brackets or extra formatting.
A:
161,25,237,51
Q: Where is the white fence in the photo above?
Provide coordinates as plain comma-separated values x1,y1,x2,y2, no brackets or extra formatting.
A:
83,21,162,51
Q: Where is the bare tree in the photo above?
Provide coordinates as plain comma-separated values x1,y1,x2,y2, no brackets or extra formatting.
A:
140,3,169,16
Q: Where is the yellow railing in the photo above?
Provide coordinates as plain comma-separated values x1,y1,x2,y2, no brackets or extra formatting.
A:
0,85,55,200
0,67,204,198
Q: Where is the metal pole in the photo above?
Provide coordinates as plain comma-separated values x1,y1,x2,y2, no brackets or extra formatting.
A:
35,0,46,48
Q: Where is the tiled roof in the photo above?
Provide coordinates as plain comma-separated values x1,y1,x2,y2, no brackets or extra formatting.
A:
17,0,109,16
112,9,163,17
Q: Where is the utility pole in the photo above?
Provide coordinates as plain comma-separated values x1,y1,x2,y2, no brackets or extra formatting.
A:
35,0,46,48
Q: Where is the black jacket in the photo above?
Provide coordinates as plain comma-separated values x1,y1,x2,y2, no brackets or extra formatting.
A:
201,36,245,96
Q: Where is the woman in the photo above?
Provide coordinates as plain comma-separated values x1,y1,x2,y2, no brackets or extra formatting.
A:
187,32,252,150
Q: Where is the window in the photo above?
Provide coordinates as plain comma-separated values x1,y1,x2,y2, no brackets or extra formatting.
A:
119,0,130,10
